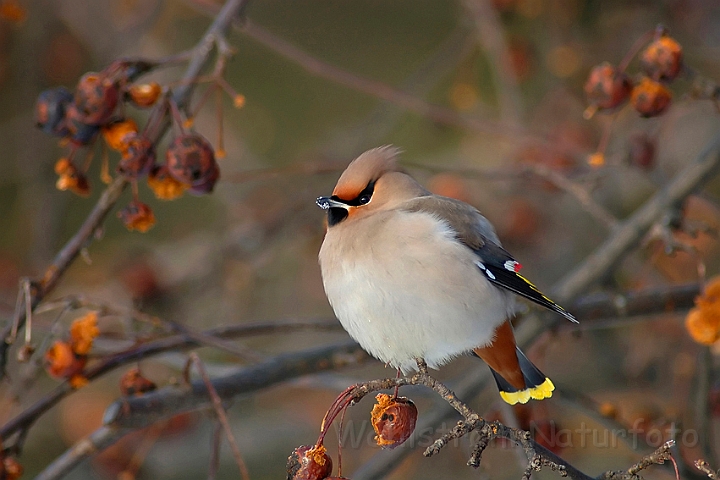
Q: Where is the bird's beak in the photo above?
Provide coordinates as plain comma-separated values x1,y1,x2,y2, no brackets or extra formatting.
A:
316,196,348,210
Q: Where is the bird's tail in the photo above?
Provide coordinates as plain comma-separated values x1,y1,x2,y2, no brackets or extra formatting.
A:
489,348,555,405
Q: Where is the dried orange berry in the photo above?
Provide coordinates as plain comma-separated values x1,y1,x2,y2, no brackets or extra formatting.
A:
371,393,418,448
45,340,87,379
120,368,157,396
127,82,162,108
584,63,632,110
69,312,99,355
36,87,73,137
147,164,187,200
286,445,332,480
55,161,91,197
118,200,156,232
69,373,89,389
54,158,72,175
1,455,24,480
631,77,672,117
102,119,138,152
587,152,605,168
165,133,219,193
685,277,720,345
233,94,246,108
73,72,120,125
116,132,155,179
640,35,683,81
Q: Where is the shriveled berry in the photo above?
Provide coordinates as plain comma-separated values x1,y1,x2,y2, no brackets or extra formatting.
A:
631,77,672,117
371,394,418,448
120,368,157,396
1,456,23,480
187,161,219,195
640,35,683,81
73,72,120,125
45,340,87,379
117,132,155,179
63,104,101,145
35,87,73,136
286,445,332,480
118,201,156,233
127,82,162,108
165,133,219,187
584,63,632,110
102,119,139,152
147,164,187,200
55,159,91,197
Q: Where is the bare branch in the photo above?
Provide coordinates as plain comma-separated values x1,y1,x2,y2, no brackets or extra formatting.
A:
32,341,367,479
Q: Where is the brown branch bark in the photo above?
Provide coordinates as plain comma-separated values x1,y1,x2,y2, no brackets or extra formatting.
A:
0,318,340,441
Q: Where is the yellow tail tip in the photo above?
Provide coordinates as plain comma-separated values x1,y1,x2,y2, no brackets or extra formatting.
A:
499,378,555,405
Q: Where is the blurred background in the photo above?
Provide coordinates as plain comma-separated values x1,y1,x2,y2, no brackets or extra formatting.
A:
1,0,720,478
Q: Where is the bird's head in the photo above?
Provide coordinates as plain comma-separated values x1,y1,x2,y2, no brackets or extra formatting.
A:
317,146,428,226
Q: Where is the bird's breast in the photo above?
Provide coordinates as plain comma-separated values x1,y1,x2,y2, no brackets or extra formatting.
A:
318,210,513,372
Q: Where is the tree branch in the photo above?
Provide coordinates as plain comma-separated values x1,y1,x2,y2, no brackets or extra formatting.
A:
33,341,368,479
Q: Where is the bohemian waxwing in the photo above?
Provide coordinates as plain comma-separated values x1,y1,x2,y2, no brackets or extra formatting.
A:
317,146,576,404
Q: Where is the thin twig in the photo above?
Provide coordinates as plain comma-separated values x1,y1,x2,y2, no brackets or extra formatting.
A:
189,353,250,480
695,460,720,480
0,318,341,441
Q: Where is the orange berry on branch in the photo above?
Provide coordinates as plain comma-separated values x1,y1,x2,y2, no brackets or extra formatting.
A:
55,160,91,197
286,445,333,480
127,82,162,108
640,35,683,81
45,340,87,379
118,200,156,233
371,393,418,448
1,456,24,480
165,133,220,194
584,62,632,110
69,312,99,355
116,132,155,178
685,277,720,345
631,77,672,117
147,164,187,200
73,72,120,125
102,119,139,152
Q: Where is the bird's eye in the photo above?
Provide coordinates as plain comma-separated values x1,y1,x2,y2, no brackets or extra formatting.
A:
358,194,371,205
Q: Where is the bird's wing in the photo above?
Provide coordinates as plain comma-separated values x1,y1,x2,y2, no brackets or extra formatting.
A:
401,196,577,323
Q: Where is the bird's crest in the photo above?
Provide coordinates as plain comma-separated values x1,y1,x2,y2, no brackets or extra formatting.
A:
333,145,402,200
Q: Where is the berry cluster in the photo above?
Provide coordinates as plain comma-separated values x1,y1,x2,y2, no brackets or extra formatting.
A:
287,391,418,479
584,27,682,118
35,58,225,232
44,311,99,388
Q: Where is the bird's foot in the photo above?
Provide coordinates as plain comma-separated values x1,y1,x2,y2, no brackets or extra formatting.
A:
415,357,429,376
